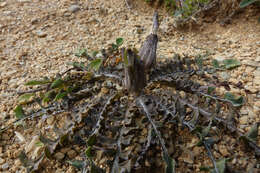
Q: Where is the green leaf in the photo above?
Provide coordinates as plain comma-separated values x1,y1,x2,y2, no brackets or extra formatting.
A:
212,59,220,69
91,51,99,58
50,78,64,89
116,38,124,46
18,93,35,104
35,141,44,147
200,166,211,171
67,62,86,69
112,43,118,50
210,158,226,173
85,146,92,158
67,160,85,169
207,86,216,95
223,59,241,69
195,55,204,69
42,90,56,103
87,135,96,146
163,153,176,173
246,123,259,142
25,79,50,86
54,91,68,101
89,59,103,71
224,92,244,107
14,105,25,119
75,48,88,57
239,0,258,8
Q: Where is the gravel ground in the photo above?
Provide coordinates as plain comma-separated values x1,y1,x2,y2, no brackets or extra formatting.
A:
0,0,259,172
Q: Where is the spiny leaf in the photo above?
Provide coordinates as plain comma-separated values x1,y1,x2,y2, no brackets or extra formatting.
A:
224,92,244,107
67,160,85,170
19,151,44,173
14,105,25,119
89,59,103,71
50,78,64,89
39,134,59,154
223,59,241,69
25,79,50,86
239,0,259,8
116,38,124,46
163,153,176,173
210,158,227,173
246,123,259,142
19,151,30,166
18,93,35,104
202,122,211,138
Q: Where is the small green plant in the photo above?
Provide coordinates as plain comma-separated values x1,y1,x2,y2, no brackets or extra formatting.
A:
239,0,260,8
144,0,210,20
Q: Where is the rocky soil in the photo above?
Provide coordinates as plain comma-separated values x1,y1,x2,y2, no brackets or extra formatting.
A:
0,0,260,172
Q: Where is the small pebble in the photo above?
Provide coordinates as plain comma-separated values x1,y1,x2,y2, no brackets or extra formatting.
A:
67,150,77,159
35,30,47,38
54,152,65,160
0,157,5,164
68,5,80,13
1,163,9,170
239,116,248,125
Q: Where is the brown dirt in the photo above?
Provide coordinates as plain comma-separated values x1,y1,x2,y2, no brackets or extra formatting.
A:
0,0,259,172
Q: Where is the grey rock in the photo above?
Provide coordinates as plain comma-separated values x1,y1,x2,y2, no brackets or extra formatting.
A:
243,60,259,67
64,12,71,17
68,5,80,13
54,152,65,160
35,30,47,38
214,55,225,62
254,69,260,77
220,72,231,81
0,157,4,164
1,163,9,170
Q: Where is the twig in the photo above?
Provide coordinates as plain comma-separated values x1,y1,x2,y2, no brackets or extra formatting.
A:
60,67,75,77
6,87,46,95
